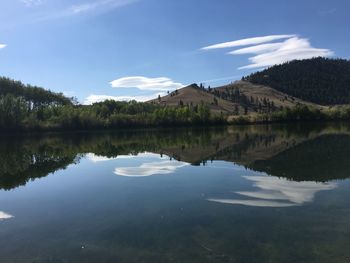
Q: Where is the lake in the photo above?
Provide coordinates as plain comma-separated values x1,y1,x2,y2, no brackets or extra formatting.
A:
1,123,350,263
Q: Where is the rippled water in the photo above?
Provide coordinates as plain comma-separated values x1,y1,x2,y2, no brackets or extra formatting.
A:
1,123,350,262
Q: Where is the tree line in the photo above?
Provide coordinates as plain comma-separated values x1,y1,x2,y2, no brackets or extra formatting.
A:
0,78,224,131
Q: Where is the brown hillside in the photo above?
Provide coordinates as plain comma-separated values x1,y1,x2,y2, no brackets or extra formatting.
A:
149,84,238,114
149,81,325,115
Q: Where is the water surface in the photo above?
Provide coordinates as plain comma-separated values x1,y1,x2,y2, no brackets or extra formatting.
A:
1,124,350,262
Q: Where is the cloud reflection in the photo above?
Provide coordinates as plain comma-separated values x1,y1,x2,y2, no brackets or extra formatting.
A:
86,152,165,162
208,176,337,207
86,152,188,177
0,211,13,220
115,160,188,177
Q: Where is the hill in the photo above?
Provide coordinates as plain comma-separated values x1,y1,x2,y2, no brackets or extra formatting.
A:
243,57,350,105
150,81,322,115
149,84,238,114
151,58,350,114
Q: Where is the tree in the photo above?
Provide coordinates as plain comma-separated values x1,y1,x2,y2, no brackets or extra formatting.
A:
234,105,239,115
244,106,248,115
198,102,210,122
0,94,27,128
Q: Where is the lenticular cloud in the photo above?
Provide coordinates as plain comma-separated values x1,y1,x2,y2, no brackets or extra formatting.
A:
202,34,333,69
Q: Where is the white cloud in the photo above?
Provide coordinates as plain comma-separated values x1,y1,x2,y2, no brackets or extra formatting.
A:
115,160,188,177
83,92,165,105
208,175,336,207
86,153,118,162
202,35,334,69
110,76,184,91
239,37,333,69
0,211,13,220
228,42,284,55
0,44,6,49
201,34,295,50
84,75,183,105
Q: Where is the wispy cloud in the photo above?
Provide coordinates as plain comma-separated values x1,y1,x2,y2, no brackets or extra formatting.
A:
228,42,284,55
208,175,336,207
83,92,166,105
37,0,137,20
201,35,295,50
110,76,184,91
202,35,334,69
0,44,6,49
319,8,337,15
200,75,241,84
20,0,44,6
69,0,136,15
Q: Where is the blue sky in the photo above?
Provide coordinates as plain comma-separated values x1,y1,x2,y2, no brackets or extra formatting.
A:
0,0,349,104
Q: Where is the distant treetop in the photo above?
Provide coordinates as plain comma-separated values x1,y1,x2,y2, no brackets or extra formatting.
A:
0,77,73,107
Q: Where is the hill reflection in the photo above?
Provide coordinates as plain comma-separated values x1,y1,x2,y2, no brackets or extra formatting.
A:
1,123,350,189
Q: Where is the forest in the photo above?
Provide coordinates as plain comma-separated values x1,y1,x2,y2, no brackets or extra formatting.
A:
243,57,350,105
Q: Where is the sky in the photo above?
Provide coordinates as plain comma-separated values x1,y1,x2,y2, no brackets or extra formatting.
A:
0,0,349,104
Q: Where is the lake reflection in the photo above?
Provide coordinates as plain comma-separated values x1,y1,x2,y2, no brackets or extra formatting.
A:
87,152,189,177
0,211,13,220
1,124,350,262
208,176,337,207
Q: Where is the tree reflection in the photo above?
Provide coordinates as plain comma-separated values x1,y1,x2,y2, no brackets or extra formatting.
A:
1,123,350,189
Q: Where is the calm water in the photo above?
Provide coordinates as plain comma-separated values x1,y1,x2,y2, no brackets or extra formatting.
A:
1,124,350,263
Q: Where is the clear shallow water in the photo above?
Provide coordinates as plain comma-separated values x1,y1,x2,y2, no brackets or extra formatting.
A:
1,124,350,262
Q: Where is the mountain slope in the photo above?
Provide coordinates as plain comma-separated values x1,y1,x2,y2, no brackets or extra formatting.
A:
243,57,350,105
215,80,321,111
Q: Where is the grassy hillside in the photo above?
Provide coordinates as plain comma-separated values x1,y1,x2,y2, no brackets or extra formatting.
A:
243,57,350,105
214,80,322,112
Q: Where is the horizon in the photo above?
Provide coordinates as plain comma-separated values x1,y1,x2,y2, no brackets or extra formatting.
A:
0,0,349,104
